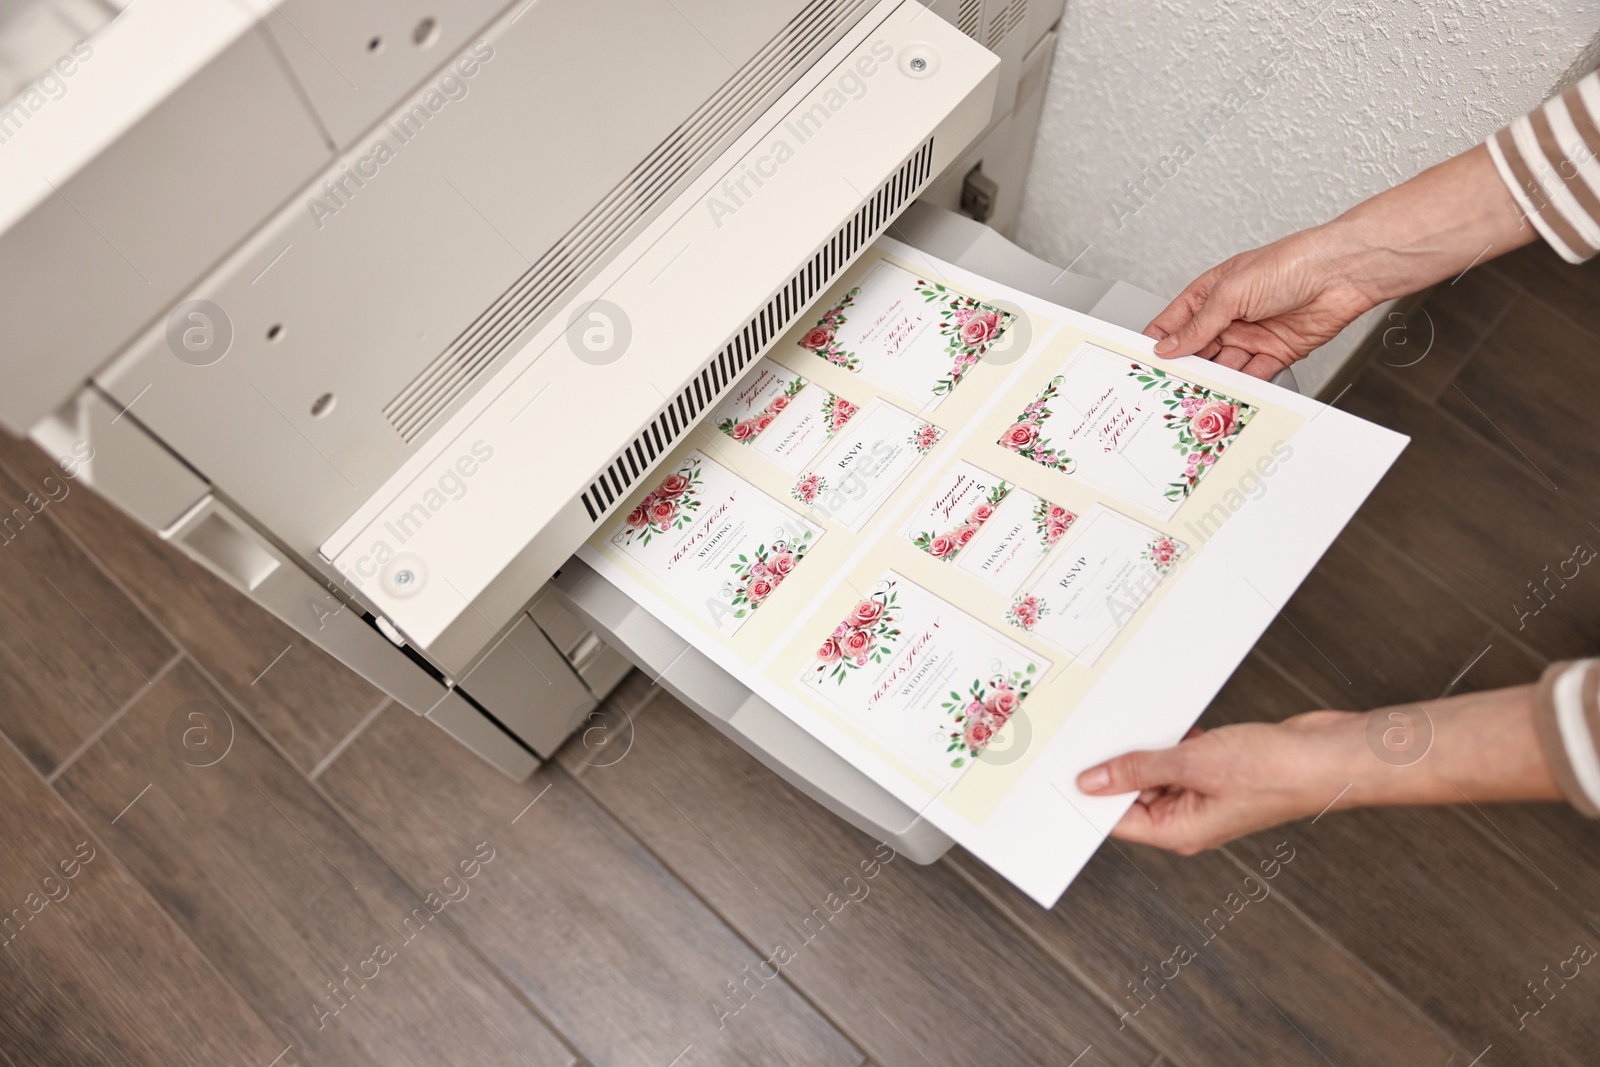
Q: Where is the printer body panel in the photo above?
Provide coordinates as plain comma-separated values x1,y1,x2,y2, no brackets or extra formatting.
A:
6,0,1069,855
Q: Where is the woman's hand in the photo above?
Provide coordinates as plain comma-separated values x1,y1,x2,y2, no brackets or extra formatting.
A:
1143,144,1537,381
1143,232,1379,381
1076,712,1365,854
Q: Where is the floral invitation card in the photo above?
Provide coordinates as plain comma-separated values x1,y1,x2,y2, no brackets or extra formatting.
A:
956,489,1074,596
610,451,823,634
899,460,1011,563
797,259,1016,409
999,343,1256,519
799,573,1050,779
1004,504,1184,666
708,356,860,474
578,236,1408,907
791,398,943,532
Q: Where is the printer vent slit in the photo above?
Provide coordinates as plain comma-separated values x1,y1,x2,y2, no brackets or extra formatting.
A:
383,0,877,444
956,0,982,38
579,137,934,526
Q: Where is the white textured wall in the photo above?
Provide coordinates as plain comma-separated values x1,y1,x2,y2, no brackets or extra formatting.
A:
1015,0,1600,395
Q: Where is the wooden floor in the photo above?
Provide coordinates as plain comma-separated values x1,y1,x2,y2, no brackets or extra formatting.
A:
2,240,1597,1066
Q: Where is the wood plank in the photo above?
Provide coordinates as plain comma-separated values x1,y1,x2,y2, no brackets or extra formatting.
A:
1437,292,1600,505
0,431,383,773
561,694,1162,1067
1342,371,1600,661
1381,270,1516,402
0,726,283,1066
1231,807,1599,1066
319,703,863,1067
1440,626,1546,698
0,462,174,774
54,659,578,1067
1484,239,1600,340
1206,656,1600,1063
1254,519,1524,710
947,840,1463,1066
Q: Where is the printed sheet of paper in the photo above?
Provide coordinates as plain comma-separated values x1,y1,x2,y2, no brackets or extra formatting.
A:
796,259,1016,409
578,236,1409,908
607,451,822,634
798,572,1050,781
998,343,1256,519
1005,504,1182,666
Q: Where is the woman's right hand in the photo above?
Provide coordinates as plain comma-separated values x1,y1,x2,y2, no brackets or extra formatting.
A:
1143,227,1380,381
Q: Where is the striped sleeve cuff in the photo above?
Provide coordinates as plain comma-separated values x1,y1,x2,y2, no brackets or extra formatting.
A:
1533,658,1600,817
1486,70,1600,264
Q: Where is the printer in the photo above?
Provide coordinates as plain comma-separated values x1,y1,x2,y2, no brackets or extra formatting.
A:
1,0,1201,863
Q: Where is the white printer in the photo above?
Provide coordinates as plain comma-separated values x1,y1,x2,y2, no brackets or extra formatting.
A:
1,0,1216,862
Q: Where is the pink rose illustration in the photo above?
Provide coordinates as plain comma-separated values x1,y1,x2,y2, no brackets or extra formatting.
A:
1189,400,1240,444
928,533,957,558
1201,452,1217,466
769,550,795,576
799,326,834,351
648,499,677,528
1000,422,1038,451
657,473,691,499
794,474,821,503
750,560,767,578
1180,397,1204,416
625,504,650,529
754,413,774,432
817,636,843,664
954,307,974,325
986,688,1020,718
842,627,875,662
769,394,790,413
730,420,758,443
832,622,848,640
963,717,995,751
913,425,940,450
1010,596,1041,629
1046,520,1069,545
954,523,979,548
1047,505,1072,526
1150,538,1176,564
748,575,776,602
969,502,996,524
958,310,1002,348
848,598,884,628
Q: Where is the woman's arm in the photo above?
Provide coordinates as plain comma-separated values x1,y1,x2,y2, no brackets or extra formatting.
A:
1142,144,1538,380
1075,683,1564,855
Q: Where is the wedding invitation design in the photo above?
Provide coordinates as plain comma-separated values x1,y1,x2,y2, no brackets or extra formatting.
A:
797,259,1016,409
1006,504,1184,666
799,572,1050,779
900,460,1010,562
956,488,1075,596
577,236,1409,908
608,451,823,634
998,343,1257,519
791,398,943,532
709,356,860,474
